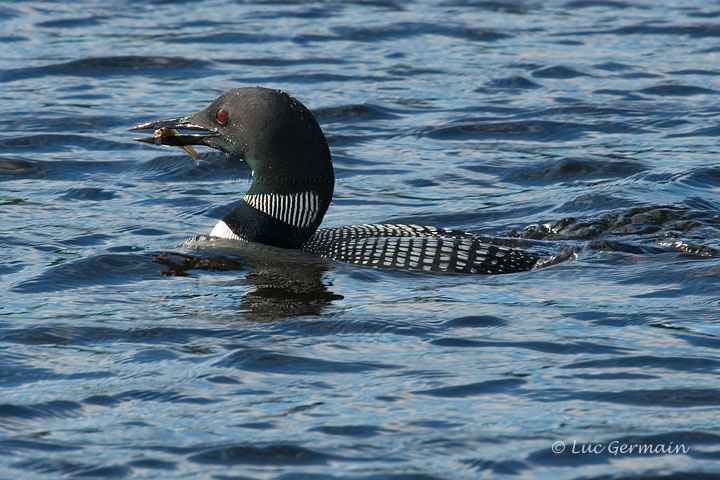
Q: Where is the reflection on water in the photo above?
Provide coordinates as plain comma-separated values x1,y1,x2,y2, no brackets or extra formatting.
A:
155,241,343,321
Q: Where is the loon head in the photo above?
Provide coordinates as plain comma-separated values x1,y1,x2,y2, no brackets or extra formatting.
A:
133,87,334,248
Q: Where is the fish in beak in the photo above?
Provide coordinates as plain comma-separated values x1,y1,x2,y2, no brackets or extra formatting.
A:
131,115,219,165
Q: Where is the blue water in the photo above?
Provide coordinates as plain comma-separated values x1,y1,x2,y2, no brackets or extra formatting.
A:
2,1,720,478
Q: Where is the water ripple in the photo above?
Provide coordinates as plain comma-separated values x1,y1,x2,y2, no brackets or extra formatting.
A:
188,444,334,465
215,348,397,374
0,56,208,83
413,378,526,398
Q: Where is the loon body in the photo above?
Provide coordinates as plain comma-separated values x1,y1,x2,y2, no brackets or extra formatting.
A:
133,87,538,274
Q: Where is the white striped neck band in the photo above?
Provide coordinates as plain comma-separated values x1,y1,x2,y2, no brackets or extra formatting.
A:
243,191,321,229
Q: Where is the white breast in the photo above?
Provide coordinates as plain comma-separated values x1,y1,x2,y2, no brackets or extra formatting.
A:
209,220,244,241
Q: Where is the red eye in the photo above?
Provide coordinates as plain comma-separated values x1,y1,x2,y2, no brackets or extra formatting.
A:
216,109,227,124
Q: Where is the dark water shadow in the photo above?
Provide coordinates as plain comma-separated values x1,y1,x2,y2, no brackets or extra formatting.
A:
0,56,210,83
155,240,344,322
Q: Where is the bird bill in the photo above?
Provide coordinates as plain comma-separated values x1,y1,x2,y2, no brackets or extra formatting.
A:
154,128,201,165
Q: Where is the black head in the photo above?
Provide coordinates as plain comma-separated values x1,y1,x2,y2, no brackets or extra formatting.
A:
133,87,335,248
133,87,334,196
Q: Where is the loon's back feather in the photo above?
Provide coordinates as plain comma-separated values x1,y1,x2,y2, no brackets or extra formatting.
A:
301,224,538,274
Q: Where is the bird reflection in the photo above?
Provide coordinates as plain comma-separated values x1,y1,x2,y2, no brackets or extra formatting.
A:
153,241,343,321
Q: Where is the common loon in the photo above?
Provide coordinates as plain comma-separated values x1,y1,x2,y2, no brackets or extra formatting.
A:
133,87,539,274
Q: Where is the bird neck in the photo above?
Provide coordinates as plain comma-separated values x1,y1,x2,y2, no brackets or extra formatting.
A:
220,164,334,249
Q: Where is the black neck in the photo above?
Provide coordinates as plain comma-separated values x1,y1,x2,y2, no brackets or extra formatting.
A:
221,172,333,249
216,89,335,248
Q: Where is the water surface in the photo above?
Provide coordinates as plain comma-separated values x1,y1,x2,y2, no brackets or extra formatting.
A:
1,1,720,479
